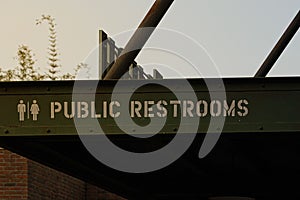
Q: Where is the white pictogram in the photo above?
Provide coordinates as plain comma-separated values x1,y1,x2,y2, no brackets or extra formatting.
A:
30,100,40,121
17,100,26,122
18,100,40,121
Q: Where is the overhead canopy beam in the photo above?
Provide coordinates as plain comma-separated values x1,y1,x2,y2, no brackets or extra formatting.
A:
103,0,174,80
255,10,300,77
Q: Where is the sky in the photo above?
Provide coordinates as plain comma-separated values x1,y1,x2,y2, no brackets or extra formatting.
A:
0,0,299,78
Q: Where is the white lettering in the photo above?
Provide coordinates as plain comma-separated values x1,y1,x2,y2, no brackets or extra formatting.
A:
223,100,236,117
157,100,168,117
109,101,120,118
144,101,155,118
131,101,142,118
48,99,249,120
170,100,181,117
91,101,101,118
51,102,62,119
103,101,107,118
210,100,222,117
237,99,249,117
64,102,75,119
183,100,194,117
196,100,208,117
81,102,89,118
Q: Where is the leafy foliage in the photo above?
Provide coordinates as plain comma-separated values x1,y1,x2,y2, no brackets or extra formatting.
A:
15,45,43,81
36,15,60,80
0,45,87,81
0,15,89,82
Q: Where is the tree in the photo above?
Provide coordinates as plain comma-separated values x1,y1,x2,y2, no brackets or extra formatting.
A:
36,15,60,80
15,45,41,81
0,14,90,82
0,68,15,81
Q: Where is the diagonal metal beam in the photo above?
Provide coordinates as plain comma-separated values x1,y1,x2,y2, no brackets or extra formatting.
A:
103,0,174,80
255,10,300,77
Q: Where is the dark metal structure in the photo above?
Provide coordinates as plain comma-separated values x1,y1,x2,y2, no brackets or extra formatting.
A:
1,78,300,136
1,78,300,199
1,0,300,198
255,10,300,77
98,30,162,80
103,0,174,80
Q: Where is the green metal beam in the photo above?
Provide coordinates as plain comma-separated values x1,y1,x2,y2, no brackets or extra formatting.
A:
1,77,300,136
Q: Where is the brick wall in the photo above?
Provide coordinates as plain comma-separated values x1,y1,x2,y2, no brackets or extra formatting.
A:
86,184,126,200
0,148,28,200
28,160,86,200
0,149,126,200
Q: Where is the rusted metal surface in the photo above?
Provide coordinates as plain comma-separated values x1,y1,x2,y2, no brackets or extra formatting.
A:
103,0,174,80
255,10,300,77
